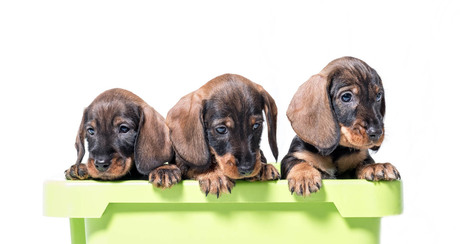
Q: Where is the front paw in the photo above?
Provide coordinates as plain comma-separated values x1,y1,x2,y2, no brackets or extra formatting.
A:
286,163,322,197
259,163,280,181
65,164,89,180
197,171,235,198
357,163,401,181
149,164,182,188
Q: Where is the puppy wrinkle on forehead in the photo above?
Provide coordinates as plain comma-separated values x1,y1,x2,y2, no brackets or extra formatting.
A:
112,116,125,126
86,120,97,129
112,116,137,128
337,85,359,95
250,115,264,125
370,84,383,98
211,117,234,128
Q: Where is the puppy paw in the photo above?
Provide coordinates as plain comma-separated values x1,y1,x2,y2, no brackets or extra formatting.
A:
197,171,235,198
357,163,401,181
65,164,89,180
259,163,280,181
286,163,322,197
149,165,182,188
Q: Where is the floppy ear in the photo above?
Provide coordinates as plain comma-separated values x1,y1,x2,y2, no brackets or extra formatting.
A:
286,74,340,155
380,95,386,118
256,85,279,161
371,92,386,152
74,108,87,165
134,105,174,175
166,92,209,166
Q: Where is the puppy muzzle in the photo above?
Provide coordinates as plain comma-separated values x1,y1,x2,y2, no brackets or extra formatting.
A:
238,164,254,176
94,159,111,172
366,127,383,143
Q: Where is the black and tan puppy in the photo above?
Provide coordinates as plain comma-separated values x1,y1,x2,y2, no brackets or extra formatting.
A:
281,57,400,196
65,88,178,184
166,74,280,197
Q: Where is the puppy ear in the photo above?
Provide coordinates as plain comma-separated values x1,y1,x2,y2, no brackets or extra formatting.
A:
134,105,174,175
166,92,209,166
286,74,340,155
256,85,279,161
74,108,87,165
380,95,386,117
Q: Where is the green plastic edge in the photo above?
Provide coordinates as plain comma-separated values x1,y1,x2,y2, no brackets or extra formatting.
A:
43,178,403,218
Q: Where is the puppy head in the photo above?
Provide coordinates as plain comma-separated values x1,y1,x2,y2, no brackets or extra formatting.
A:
167,74,278,179
74,88,173,180
287,57,385,154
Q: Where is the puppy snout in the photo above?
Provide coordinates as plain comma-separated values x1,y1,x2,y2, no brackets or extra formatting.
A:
238,164,254,176
94,158,112,172
367,127,383,142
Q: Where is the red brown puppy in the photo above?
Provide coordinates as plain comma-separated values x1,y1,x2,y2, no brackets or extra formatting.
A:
65,88,179,186
281,57,401,196
166,74,280,197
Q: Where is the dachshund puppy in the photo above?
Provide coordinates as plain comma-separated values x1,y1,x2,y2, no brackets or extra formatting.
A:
166,74,280,197
65,88,178,184
281,57,401,196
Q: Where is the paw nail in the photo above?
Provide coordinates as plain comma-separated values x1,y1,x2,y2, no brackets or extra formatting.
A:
218,178,223,188
174,174,180,182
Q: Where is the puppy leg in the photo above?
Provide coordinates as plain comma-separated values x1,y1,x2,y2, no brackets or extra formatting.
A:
258,163,281,181
65,163,90,180
281,137,338,196
286,162,322,197
149,164,182,188
283,152,322,197
357,162,401,181
195,165,235,198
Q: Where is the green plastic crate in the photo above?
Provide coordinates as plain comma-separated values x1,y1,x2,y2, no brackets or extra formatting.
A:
43,178,402,244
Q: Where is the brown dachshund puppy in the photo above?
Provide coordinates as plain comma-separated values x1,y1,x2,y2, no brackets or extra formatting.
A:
166,74,280,197
65,88,178,184
281,57,401,196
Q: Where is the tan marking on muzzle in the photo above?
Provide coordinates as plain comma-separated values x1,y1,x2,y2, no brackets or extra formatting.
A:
339,123,384,149
87,155,134,180
211,148,263,179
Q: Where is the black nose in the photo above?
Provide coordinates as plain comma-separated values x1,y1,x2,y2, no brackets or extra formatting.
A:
94,159,111,172
367,127,383,142
238,165,254,176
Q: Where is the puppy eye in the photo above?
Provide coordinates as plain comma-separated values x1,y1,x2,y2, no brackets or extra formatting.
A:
253,123,261,130
119,125,130,133
376,92,383,102
215,126,228,134
341,92,353,103
87,128,95,135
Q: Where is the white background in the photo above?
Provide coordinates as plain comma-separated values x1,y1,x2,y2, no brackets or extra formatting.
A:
1,1,459,243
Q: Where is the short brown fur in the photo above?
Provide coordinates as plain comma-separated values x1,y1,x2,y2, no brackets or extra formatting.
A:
65,88,174,182
167,74,279,197
281,57,400,197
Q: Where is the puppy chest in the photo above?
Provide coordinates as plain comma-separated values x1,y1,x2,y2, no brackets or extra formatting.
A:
334,150,368,174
